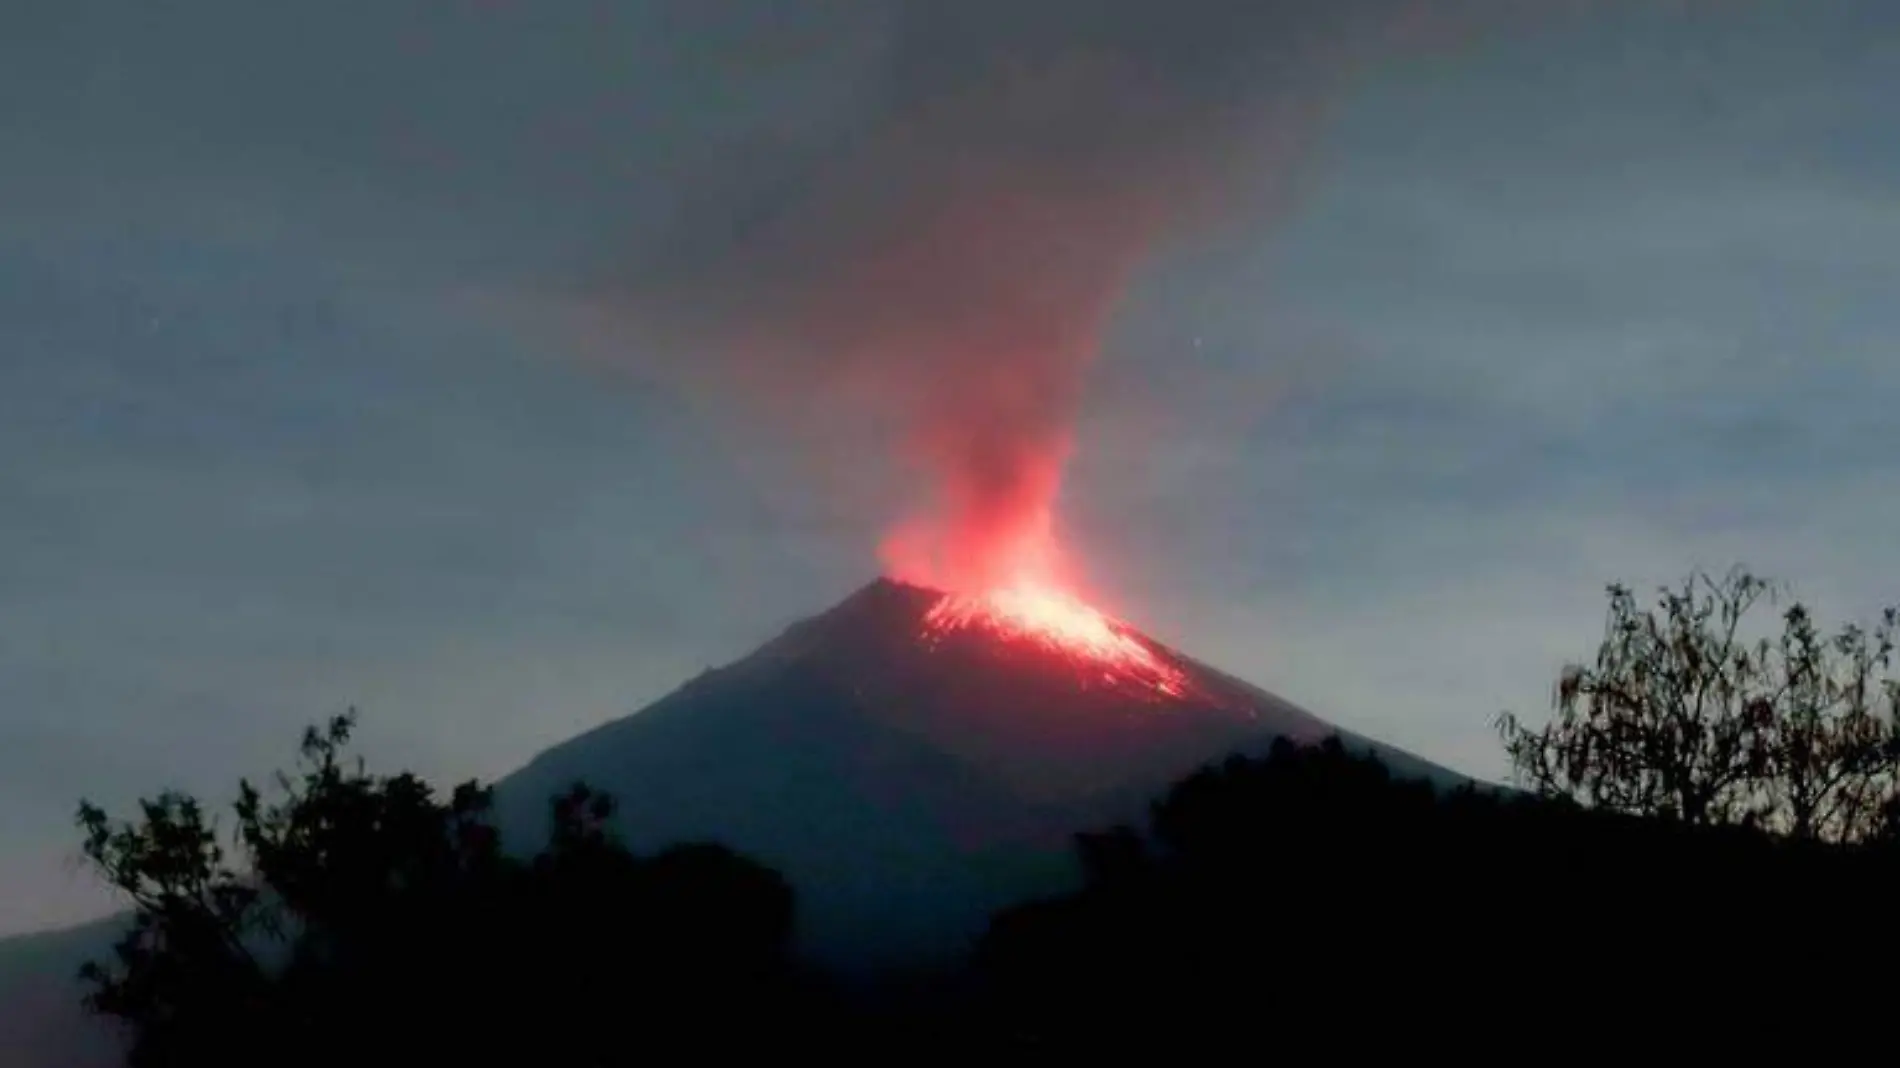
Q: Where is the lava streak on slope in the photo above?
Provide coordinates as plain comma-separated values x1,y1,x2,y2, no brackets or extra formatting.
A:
920,584,1191,700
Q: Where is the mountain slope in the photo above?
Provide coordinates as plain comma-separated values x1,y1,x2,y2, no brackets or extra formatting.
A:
0,577,1473,1059
493,578,1466,968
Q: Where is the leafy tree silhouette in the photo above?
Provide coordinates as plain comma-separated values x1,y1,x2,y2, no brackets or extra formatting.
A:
1496,565,1900,840
75,711,798,1067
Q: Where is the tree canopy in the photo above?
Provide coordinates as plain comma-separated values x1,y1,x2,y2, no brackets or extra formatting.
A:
1497,566,1900,841
75,711,797,1068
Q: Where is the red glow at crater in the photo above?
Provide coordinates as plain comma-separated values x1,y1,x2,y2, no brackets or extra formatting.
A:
877,400,1187,697
921,582,1191,700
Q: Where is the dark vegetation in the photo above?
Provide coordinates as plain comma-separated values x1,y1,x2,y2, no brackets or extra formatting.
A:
73,567,1899,1060
75,715,809,1066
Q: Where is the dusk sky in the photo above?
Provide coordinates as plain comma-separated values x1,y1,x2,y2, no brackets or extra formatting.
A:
4,0,1897,934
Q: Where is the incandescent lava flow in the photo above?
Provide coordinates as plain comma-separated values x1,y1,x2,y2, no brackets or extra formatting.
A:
920,584,1191,700
885,492,1192,701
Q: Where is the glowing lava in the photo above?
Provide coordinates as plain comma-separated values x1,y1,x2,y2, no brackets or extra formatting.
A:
921,583,1191,699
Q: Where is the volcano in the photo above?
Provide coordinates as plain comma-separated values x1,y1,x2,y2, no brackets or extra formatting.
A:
0,577,1471,1062
492,577,1464,969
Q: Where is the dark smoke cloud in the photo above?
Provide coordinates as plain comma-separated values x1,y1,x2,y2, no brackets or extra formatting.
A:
573,0,1553,591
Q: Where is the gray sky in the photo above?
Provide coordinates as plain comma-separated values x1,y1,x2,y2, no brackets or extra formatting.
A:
3,0,1896,933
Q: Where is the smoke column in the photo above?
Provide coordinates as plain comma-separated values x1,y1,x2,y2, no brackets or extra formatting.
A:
581,1,1577,594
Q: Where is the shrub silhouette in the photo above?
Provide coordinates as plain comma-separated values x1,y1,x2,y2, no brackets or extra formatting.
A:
75,712,797,1067
979,735,1897,1053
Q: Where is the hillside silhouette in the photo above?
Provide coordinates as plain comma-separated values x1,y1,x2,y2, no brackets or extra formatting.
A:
979,736,1895,1054
979,568,1900,1053
67,725,1900,1062
26,565,1900,1062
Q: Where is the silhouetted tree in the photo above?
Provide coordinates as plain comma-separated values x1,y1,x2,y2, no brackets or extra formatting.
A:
978,735,1897,1055
1759,601,1900,841
75,712,797,1067
1496,566,1900,841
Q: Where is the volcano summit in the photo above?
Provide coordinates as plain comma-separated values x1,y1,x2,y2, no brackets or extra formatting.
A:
493,578,1463,969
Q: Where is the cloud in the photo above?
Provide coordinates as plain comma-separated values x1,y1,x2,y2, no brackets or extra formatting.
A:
554,0,1645,594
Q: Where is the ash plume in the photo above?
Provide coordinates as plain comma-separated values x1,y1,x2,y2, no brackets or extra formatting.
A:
576,1,1558,592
